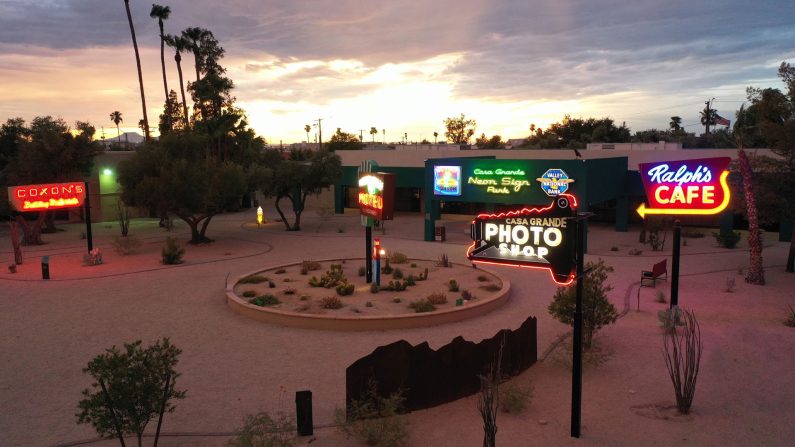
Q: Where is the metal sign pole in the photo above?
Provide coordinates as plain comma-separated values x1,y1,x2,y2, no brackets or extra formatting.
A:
365,225,373,283
571,214,585,438
84,181,93,253
670,220,681,308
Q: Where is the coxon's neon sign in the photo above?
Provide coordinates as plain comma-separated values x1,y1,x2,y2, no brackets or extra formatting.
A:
637,157,731,218
358,172,395,221
8,182,86,212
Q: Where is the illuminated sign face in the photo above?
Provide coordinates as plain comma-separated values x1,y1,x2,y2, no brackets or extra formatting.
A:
468,194,577,284
8,182,86,212
637,157,731,218
467,166,531,195
433,166,462,196
537,168,574,196
358,172,395,220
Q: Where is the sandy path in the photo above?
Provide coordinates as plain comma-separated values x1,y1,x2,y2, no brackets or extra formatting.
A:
1,210,793,446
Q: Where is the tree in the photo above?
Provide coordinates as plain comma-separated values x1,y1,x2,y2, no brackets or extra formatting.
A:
326,128,363,151
122,0,150,141
110,111,123,142
158,90,185,135
762,119,795,272
433,131,438,143
778,61,795,101
669,116,682,132
260,149,341,231
118,133,248,243
525,115,630,149
77,338,186,447
164,34,191,129
150,4,171,106
304,124,311,143
700,104,717,135
475,133,505,149
444,113,476,144
2,117,103,244
548,259,618,349
734,105,765,284
369,126,378,143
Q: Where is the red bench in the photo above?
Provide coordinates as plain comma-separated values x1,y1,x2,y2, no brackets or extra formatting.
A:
640,259,667,288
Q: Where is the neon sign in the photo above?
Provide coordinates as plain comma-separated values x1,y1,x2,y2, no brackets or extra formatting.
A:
468,194,577,285
8,182,86,212
358,172,395,221
467,166,531,195
537,168,574,196
433,166,462,196
637,157,731,218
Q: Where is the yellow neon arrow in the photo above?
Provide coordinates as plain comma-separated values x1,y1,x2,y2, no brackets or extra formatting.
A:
637,171,731,218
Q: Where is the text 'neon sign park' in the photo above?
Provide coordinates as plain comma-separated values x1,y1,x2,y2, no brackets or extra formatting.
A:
467,166,531,195
637,157,731,218
8,182,86,212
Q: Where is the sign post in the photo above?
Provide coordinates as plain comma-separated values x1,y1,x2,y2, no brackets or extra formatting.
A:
358,168,395,284
637,157,732,310
569,211,593,438
84,182,93,253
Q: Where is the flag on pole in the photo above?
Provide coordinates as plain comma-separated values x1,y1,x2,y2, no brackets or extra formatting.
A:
714,114,731,127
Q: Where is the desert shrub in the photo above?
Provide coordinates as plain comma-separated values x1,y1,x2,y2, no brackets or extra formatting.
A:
683,228,705,238
784,305,795,327
663,309,703,414
370,283,380,293
499,383,532,414
609,246,619,252
437,253,451,267
448,279,459,292
309,264,348,288
336,381,408,447
658,308,683,333
365,301,374,308
83,248,103,266
336,283,355,296
282,278,292,283
724,277,736,293
358,266,366,277
404,275,416,286
283,287,296,295
461,290,475,301
392,297,401,303
656,290,667,303
113,235,142,255
628,248,643,256
480,283,501,292
268,280,276,288
239,275,269,284
274,268,287,274
351,307,361,313
712,231,741,249
250,295,280,306
417,268,429,281
477,275,489,282
381,258,394,274
426,292,447,305
320,296,343,309
382,280,407,292
300,267,308,275
299,295,309,301
242,290,257,298
227,411,295,447
409,299,436,313
410,263,417,268
548,259,618,349
301,260,321,272
161,237,185,265
392,268,404,279
389,252,408,264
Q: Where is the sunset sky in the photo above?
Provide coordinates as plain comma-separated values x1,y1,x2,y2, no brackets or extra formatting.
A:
1,0,793,144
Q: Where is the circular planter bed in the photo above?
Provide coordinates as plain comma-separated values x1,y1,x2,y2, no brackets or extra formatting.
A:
226,257,510,330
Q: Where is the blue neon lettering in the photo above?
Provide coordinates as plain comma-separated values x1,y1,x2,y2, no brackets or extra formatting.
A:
647,164,712,186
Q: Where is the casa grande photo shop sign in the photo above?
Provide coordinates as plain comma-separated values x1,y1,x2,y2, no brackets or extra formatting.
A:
8,182,86,212
637,157,731,218
358,172,395,221
467,194,577,285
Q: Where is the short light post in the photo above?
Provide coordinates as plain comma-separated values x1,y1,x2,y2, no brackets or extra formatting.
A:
256,206,263,228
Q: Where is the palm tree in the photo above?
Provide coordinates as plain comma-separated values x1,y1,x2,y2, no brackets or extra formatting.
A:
304,124,311,143
122,0,150,141
150,4,171,105
734,104,765,285
110,111,123,142
433,131,438,143
181,27,210,82
669,116,682,132
165,34,191,128
382,129,385,144
370,126,377,143
700,106,717,134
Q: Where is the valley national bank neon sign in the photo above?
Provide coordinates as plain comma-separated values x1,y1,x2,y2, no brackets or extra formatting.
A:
8,182,86,212
637,157,731,218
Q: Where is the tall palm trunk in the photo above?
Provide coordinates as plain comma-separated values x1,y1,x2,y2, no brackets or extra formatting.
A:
738,147,765,284
174,52,189,128
158,22,168,104
116,124,121,142
123,0,150,141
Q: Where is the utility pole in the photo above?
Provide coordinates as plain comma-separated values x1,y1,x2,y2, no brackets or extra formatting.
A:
358,129,365,142
314,118,323,150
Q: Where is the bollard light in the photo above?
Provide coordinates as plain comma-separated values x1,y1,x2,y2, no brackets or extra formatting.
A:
257,206,263,226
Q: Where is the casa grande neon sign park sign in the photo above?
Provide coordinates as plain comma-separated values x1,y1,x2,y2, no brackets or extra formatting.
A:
637,157,731,218
468,194,577,284
8,182,86,211
358,172,395,221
